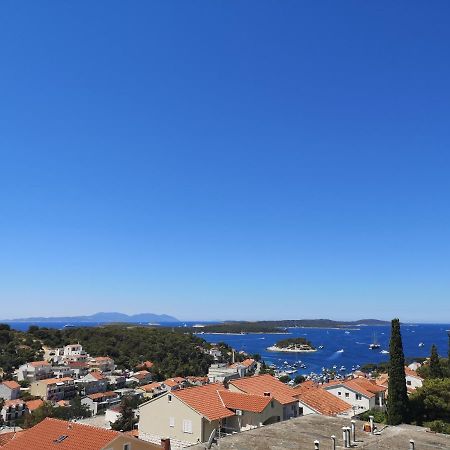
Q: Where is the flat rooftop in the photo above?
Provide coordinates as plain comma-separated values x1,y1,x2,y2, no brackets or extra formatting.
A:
191,415,450,449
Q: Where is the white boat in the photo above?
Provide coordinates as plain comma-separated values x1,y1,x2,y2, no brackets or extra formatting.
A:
418,342,425,347
380,350,389,354
318,345,324,349
369,332,381,349
337,349,344,353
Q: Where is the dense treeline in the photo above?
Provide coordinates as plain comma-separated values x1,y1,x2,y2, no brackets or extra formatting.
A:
0,324,43,373
192,319,388,333
0,324,214,379
274,337,313,348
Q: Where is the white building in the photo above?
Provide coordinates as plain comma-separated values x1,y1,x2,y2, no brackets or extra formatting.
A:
323,377,386,414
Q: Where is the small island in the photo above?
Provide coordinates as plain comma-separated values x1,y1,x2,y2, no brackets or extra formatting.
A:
267,337,316,353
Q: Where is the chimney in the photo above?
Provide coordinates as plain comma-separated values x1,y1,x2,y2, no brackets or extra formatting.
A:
161,438,171,450
369,415,374,434
351,420,356,444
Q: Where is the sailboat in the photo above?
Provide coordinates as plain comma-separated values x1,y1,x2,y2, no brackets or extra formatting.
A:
369,332,381,350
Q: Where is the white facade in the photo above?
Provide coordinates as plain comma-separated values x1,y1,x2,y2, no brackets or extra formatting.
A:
324,385,374,413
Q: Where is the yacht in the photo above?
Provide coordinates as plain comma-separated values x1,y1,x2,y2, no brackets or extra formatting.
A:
369,332,381,350
418,342,425,347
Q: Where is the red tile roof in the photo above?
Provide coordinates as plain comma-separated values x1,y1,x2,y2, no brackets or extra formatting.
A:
1,381,20,390
141,382,162,392
230,358,255,369
88,371,105,381
163,377,185,387
3,399,25,408
1,417,119,450
25,399,44,412
88,391,119,400
404,367,423,380
0,431,24,447
293,382,352,416
173,383,235,421
229,374,297,405
29,361,51,367
324,377,386,398
218,390,271,413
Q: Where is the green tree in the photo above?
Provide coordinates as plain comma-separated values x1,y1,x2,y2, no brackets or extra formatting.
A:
387,318,409,425
111,396,137,432
409,378,450,424
429,345,442,378
278,375,291,384
448,332,450,371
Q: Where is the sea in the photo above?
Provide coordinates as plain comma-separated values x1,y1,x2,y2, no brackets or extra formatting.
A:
3,321,450,376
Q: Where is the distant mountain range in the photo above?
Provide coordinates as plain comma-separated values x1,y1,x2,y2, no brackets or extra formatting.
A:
4,312,179,323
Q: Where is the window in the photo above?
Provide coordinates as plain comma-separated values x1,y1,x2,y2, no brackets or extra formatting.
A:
271,401,274,408
407,380,411,386
182,419,193,434
168,394,172,402
356,394,362,400
123,445,130,450
345,393,349,398
169,417,175,427
337,391,342,396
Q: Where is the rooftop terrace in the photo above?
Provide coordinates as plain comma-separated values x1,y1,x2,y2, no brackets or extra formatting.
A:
191,415,450,449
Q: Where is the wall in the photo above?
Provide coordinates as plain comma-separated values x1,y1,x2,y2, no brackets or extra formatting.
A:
325,386,372,412
139,393,203,445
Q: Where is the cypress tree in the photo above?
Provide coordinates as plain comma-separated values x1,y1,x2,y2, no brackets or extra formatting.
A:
387,318,409,425
429,344,442,378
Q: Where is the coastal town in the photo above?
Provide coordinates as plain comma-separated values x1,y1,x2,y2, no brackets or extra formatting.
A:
2,321,449,449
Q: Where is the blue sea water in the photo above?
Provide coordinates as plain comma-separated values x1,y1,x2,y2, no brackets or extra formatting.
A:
199,324,450,375
3,321,449,375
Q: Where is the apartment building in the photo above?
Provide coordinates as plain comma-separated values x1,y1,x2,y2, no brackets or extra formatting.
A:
17,361,53,382
30,377,77,401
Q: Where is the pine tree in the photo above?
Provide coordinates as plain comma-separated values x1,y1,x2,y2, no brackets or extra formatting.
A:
111,396,137,431
387,318,409,425
429,344,442,378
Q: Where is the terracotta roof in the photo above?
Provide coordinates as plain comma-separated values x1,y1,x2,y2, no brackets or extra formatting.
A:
0,431,24,447
29,361,51,367
68,362,89,368
404,367,423,380
37,377,73,385
1,417,119,450
1,381,20,390
230,358,255,369
88,391,119,400
218,390,271,413
376,373,389,387
87,371,105,381
173,383,235,421
3,399,25,408
163,378,185,387
324,377,386,398
25,399,44,411
137,361,154,370
293,382,352,416
229,374,297,405
141,382,162,392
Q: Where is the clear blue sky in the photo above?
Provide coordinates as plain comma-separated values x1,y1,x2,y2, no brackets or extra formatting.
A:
1,1,449,322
